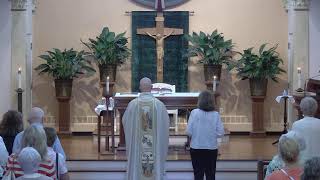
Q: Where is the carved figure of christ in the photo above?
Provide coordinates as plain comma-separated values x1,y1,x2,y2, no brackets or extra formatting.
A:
137,12,183,82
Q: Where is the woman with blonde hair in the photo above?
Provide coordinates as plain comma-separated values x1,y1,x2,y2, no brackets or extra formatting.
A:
266,135,303,180
186,90,224,180
6,125,56,179
265,131,305,177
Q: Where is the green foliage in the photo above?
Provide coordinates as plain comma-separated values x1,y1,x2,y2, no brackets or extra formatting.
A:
233,44,286,82
34,48,96,80
82,27,130,66
185,30,233,65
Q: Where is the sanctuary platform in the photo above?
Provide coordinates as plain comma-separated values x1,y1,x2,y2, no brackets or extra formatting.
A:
62,135,278,180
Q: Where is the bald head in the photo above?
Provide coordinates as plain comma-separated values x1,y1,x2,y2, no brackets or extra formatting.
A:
139,77,152,92
28,107,44,124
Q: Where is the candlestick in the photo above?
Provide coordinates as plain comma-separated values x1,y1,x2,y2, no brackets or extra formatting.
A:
16,88,24,113
18,67,22,89
213,76,217,92
297,67,302,89
106,76,110,95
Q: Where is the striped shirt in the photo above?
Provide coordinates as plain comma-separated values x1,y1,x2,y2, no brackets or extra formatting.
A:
6,154,56,179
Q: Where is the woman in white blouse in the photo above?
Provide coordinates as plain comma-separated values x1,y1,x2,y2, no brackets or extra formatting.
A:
186,90,224,180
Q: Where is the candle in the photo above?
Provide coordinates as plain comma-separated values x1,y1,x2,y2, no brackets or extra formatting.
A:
297,67,302,89
106,76,110,94
18,67,22,89
213,76,217,92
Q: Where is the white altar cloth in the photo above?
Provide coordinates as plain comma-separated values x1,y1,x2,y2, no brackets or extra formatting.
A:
114,92,200,98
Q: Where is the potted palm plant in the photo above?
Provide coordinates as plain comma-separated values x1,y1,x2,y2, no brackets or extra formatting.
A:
35,48,95,98
185,30,233,82
82,27,130,83
35,48,95,133
234,44,286,96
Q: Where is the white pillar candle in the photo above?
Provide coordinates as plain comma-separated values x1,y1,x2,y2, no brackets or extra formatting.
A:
213,76,217,92
297,67,302,89
18,67,22,89
106,76,110,94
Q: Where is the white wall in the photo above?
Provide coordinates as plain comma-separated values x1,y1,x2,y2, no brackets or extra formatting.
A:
309,0,320,79
33,0,288,132
0,1,12,116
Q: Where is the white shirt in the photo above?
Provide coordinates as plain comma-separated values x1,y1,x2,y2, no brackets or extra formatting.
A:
0,136,8,177
292,116,320,160
47,147,68,176
186,109,224,150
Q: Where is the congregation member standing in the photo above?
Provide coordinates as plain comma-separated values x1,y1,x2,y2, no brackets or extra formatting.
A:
44,127,69,180
12,107,66,158
16,147,53,180
266,135,303,180
265,131,306,177
6,125,56,178
0,136,9,179
292,97,320,160
0,110,23,154
301,157,320,180
122,77,170,180
186,90,224,180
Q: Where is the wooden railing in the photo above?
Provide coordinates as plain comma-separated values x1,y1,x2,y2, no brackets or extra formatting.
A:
257,160,270,180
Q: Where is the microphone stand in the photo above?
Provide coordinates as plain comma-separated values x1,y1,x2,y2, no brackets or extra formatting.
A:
272,95,289,145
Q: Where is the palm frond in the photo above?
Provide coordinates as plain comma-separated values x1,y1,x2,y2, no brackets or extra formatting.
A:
234,44,286,82
185,29,234,66
81,27,130,66
35,48,96,80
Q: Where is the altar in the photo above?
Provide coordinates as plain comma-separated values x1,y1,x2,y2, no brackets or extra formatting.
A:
114,92,200,148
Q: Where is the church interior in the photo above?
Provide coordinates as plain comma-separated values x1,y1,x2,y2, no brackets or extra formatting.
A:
0,0,320,179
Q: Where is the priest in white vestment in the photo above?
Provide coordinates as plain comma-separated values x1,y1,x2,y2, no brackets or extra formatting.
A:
122,77,170,180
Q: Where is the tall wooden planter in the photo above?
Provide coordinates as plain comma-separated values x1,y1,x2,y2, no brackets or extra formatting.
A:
99,64,117,83
55,79,73,134
204,64,222,90
249,78,267,137
249,78,268,96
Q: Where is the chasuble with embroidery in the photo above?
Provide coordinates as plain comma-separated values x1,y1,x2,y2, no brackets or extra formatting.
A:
122,93,170,180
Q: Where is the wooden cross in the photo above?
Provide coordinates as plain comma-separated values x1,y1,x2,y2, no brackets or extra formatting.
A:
137,12,183,82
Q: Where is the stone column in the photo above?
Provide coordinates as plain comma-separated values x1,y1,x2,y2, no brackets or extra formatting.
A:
283,0,310,124
11,0,34,118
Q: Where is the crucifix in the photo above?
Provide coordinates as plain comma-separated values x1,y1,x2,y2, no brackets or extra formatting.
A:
137,11,183,82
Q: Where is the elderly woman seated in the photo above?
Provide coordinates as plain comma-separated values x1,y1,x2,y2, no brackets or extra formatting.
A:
266,134,303,180
16,147,53,180
301,157,320,180
6,125,56,179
